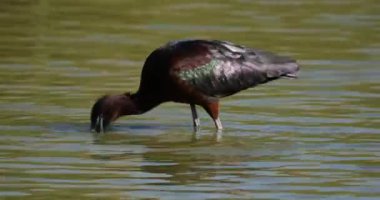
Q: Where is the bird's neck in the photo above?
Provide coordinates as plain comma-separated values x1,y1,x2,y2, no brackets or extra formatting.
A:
130,92,162,115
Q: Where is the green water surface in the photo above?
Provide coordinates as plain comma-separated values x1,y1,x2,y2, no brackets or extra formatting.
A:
0,0,379,199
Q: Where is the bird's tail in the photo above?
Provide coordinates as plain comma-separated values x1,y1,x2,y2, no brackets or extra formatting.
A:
265,62,300,79
254,49,300,79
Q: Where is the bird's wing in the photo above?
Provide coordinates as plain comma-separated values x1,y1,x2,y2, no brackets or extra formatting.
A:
170,40,299,97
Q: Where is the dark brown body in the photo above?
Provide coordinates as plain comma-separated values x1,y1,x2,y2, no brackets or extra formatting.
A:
91,39,299,132
133,41,220,119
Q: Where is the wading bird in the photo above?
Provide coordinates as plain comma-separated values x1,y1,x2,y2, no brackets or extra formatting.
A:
91,39,299,133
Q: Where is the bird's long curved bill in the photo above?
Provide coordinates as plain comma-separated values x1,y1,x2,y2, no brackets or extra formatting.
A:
95,115,104,133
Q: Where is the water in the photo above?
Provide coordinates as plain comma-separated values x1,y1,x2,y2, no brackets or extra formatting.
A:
0,0,379,199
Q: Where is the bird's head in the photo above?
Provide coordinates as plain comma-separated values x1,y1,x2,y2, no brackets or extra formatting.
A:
90,93,138,133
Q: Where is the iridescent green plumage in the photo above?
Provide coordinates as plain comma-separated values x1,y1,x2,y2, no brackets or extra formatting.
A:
173,40,299,98
178,59,219,81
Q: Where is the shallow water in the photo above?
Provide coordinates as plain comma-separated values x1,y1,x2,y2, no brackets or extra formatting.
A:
0,0,379,199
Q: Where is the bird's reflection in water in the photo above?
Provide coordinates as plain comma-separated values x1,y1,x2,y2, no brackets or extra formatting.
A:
192,129,223,143
89,127,295,186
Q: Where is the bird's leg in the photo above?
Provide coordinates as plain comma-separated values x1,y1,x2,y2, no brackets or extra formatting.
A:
190,104,200,131
214,117,223,130
214,129,223,142
202,101,223,130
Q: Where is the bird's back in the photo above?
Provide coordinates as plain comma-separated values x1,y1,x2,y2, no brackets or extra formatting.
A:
137,39,299,100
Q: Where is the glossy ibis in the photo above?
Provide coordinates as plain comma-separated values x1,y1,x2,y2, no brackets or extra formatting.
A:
91,39,299,133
